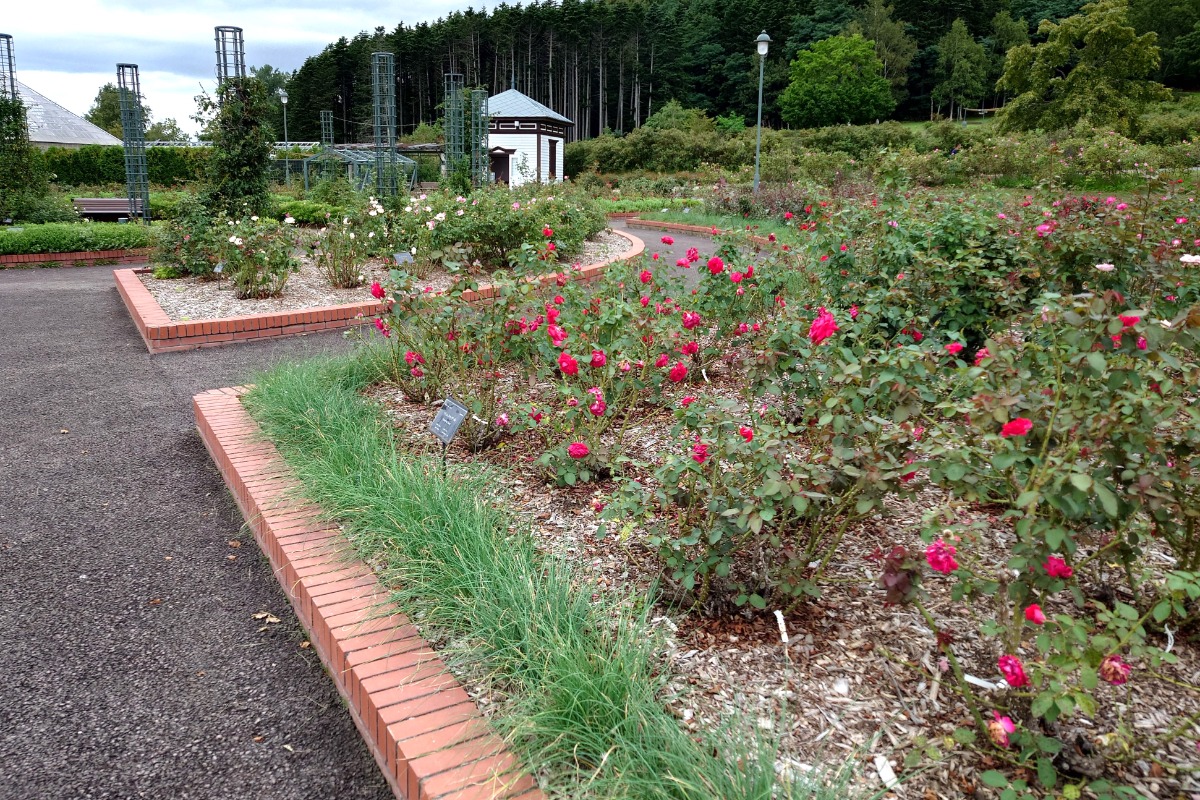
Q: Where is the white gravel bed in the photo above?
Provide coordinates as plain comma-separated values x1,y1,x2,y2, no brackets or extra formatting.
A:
139,229,634,322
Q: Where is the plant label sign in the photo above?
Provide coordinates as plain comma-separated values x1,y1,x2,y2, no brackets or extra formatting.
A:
430,397,469,445
393,252,414,266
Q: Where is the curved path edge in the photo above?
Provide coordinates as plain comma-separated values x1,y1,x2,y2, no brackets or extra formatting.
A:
194,387,544,800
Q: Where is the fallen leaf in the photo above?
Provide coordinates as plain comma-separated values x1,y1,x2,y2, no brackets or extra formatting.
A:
266,615,280,624
253,612,270,620
60,429,69,434
227,540,241,548
226,555,237,561
282,744,294,752
148,598,162,605
253,735,265,743
299,641,311,649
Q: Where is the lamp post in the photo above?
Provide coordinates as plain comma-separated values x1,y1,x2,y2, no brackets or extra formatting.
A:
753,31,771,195
278,88,289,186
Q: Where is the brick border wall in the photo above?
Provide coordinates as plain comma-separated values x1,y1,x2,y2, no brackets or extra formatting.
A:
116,229,644,354
0,248,153,268
624,217,772,248
194,387,544,800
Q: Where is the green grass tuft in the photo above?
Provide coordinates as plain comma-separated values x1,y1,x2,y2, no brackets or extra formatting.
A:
243,354,858,799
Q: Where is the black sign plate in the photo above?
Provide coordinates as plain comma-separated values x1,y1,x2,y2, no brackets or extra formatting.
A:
430,396,469,444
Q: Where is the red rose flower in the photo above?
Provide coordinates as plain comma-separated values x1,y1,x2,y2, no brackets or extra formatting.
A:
567,442,589,459
661,235,674,245
668,362,688,382
808,307,838,345
707,257,724,275
557,351,579,376
945,342,964,355
1044,555,1073,579
1000,417,1032,438
370,281,386,300
738,426,753,442
639,269,653,284
998,655,1029,687
590,350,606,368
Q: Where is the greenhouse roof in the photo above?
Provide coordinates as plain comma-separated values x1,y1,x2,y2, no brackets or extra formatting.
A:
17,80,122,148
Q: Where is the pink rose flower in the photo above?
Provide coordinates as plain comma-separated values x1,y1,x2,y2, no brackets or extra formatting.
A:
557,351,579,376
1099,654,1131,685
1024,604,1046,625
661,235,674,245
808,307,838,345
998,655,1029,687
567,442,589,459
1000,418,1033,437
1044,555,1073,579
988,712,1015,748
925,539,959,574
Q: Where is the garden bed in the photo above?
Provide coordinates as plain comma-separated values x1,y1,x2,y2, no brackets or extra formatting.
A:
115,228,642,354
364,363,1200,800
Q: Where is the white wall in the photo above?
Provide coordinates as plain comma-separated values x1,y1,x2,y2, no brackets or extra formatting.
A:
540,136,564,183
489,132,537,187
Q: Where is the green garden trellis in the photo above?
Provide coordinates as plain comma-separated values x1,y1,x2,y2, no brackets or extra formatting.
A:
320,110,334,147
371,52,399,196
116,63,151,223
0,34,16,101
443,73,465,174
214,26,246,84
442,74,489,187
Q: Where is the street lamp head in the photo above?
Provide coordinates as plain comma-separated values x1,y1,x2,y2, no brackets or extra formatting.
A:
277,88,288,104
756,31,771,57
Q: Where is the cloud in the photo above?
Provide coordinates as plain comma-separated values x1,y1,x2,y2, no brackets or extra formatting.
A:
5,0,462,135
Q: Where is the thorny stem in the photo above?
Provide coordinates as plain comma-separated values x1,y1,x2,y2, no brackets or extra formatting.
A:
914,599,987,736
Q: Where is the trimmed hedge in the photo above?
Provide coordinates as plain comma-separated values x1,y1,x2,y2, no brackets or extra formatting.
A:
0,223,157,255
44,145,209,186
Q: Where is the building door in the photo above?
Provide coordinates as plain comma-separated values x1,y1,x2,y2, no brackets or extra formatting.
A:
548,139,558,180
490,152,510,186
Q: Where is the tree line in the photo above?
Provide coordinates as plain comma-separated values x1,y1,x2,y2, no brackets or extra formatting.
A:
272,0,1197,144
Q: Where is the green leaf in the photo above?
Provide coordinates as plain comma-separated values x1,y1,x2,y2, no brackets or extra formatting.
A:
1093,482,1119,517
980,769,1009,788
1068,473,1092,491
1153,600,1171,623
1086,352,1106,374
1037,757,1058,788
944,463,968,481
951,727,977,745
748,593,766,609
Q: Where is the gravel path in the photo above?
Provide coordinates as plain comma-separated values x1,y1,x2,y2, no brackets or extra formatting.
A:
0,265,390,800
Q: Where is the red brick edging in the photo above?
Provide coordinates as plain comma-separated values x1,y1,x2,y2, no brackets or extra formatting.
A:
624,217,773,248
194,387,543,800
0,247,152,267
116,230,644,354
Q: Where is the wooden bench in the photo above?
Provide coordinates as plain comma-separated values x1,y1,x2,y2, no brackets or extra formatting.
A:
72,198,145,221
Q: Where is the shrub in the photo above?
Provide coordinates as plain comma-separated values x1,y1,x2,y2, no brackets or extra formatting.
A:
0,222,155,255
219,214,298,299
197,77,275,216
153,194,219,276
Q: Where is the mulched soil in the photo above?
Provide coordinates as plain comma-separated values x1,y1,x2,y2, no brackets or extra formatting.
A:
0,265,389,799
362,223,1200,800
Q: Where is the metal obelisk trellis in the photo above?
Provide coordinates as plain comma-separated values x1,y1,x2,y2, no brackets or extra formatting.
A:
371,52,398,196
443,74,465,177
116,64,151,223
320,110,334,147
0,34,17,101
469,88,489,187
214,26,246,84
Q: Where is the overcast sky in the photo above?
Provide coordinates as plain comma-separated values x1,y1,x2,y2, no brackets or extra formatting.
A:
6,0,461,136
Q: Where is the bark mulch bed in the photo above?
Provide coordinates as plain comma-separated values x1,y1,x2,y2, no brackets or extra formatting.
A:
359,360,1200,800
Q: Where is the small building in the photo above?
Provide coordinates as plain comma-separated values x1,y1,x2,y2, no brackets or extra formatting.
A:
17,80,121,150
486,89,572,186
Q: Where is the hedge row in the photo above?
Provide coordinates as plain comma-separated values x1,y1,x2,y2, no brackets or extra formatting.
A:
0,223,157,255
43,146,209,186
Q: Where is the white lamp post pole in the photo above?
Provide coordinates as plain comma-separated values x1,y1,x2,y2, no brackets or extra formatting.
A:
753,31,771,195
278,88,289,186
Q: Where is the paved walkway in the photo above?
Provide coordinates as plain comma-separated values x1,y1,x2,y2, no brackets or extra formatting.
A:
0,266,389,800
0,225,718,800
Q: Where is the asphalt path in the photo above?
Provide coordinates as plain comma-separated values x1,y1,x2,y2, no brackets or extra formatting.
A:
0,265,388,800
